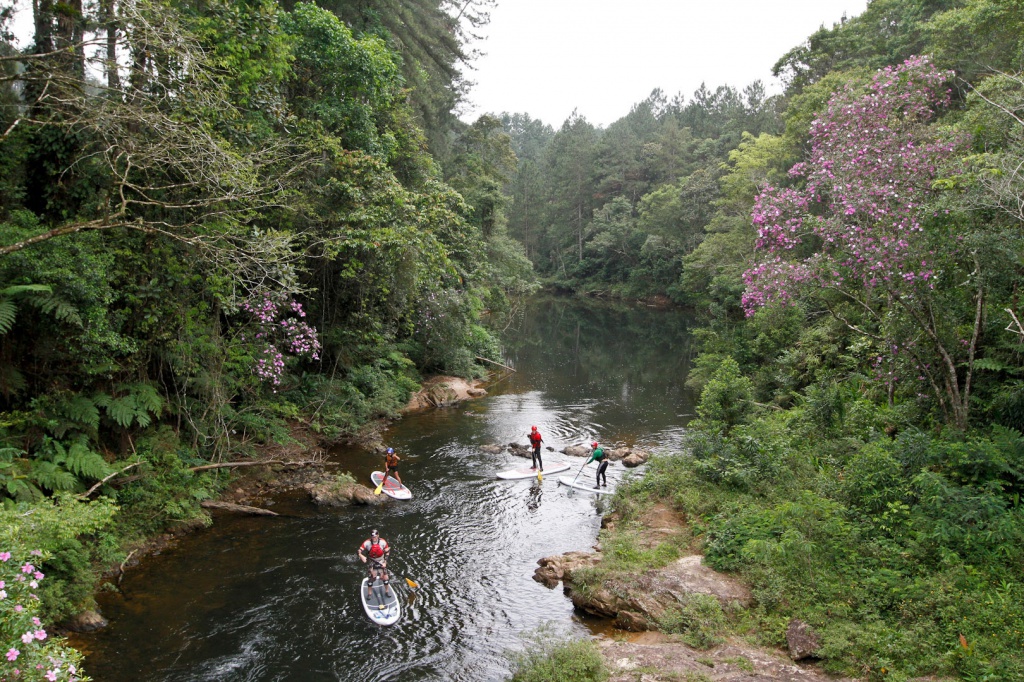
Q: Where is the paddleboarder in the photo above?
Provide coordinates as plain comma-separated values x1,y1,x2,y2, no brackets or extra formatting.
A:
358,529,392,598
586,441,608,489
528,425,544,472
382,447,402,486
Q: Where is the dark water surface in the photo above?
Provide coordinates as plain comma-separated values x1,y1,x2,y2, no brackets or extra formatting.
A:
81,297,697,681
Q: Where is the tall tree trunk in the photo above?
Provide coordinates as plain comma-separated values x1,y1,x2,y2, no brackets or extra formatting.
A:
105,0,119,91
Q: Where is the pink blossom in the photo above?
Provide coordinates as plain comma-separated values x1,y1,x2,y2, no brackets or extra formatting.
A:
0,552,10,561
33,630,46,641
6,648,18,661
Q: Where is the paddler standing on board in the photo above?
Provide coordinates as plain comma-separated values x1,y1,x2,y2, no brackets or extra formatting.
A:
528,425,544,472
382,447,402,487
586,441,608,489
358,529,392,598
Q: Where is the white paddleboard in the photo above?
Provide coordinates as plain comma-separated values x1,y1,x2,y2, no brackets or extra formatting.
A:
360,577,401,625
558,476,613,494
496,462,570,480
370,471,413,500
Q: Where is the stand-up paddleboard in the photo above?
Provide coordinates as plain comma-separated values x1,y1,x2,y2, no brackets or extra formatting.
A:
558,476,613,494
360,576,401,625
370,471,413,500
496,462,570,480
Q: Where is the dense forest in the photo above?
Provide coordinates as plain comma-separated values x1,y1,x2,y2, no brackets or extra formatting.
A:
2,0,1024,678
0,0,533,676
497,1,1024,679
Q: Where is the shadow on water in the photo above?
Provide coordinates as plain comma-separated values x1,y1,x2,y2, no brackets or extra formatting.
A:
81,296,697,681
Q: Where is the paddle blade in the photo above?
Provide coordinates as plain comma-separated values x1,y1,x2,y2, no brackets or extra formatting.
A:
537,469,543,482
405,576,418,590
373,480,385,495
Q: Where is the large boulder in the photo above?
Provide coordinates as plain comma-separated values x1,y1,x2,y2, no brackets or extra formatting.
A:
479,444,504,454
533,551,600,587
622,451,649,467
508,443,533,459
786,619,822,661
309,477,385,507
405,376,487,411
562,554,753,627
562,445,591,458
63,610,108,633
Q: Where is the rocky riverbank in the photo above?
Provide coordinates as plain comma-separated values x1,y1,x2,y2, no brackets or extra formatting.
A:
532,503,854,681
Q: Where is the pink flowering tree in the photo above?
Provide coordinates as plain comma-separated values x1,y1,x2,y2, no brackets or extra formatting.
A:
240,294,321,387
743,57,982,428
0,550,87,681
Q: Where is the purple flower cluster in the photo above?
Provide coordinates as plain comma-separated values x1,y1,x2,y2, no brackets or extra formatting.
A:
242,294,322,386
743,56,961,315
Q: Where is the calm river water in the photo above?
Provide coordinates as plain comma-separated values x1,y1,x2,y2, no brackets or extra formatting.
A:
81,296,698,681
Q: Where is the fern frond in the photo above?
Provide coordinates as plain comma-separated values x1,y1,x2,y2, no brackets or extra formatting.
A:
106,397,136,429
129,383,165,417
32,294,83,327
64,442,112,480
55,395,100,431
31,461,79,492
0,363,26,395
0,447,24,461
974,357,1022,374
0,301,16,336
0,284,51,297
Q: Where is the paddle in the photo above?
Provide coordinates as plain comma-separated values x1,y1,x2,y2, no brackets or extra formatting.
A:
568,461,589,487
373,470,389,495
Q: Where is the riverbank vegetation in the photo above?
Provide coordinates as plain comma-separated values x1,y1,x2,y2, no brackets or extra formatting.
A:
497,1,1024,679
0,0,534,656
3,0,1024,678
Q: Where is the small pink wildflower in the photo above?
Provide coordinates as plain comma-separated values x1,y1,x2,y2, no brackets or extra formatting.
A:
20,563,32,574
0,552,10,561
33,630,46,641
6,648,18,661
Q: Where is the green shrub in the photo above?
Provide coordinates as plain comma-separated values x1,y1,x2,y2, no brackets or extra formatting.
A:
508,636,607,682
656,594,728,649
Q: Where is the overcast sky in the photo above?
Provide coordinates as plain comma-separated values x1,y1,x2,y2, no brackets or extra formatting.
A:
460,0,869,128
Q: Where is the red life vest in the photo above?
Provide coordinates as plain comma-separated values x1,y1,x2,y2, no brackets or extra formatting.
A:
363,538,388,559
529,431,542,445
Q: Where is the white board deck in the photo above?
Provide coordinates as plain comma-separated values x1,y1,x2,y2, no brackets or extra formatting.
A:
360,577,401,625
496,462,570,480
558,476,613,494
370,471,413,500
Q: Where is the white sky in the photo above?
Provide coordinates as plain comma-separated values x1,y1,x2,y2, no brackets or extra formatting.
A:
460,0,869,128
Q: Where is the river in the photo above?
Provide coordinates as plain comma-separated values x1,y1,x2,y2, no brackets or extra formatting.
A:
80,296,698,681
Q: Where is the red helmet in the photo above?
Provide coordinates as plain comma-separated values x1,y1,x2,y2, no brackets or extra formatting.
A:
591,441,598,448
531,426,537,431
